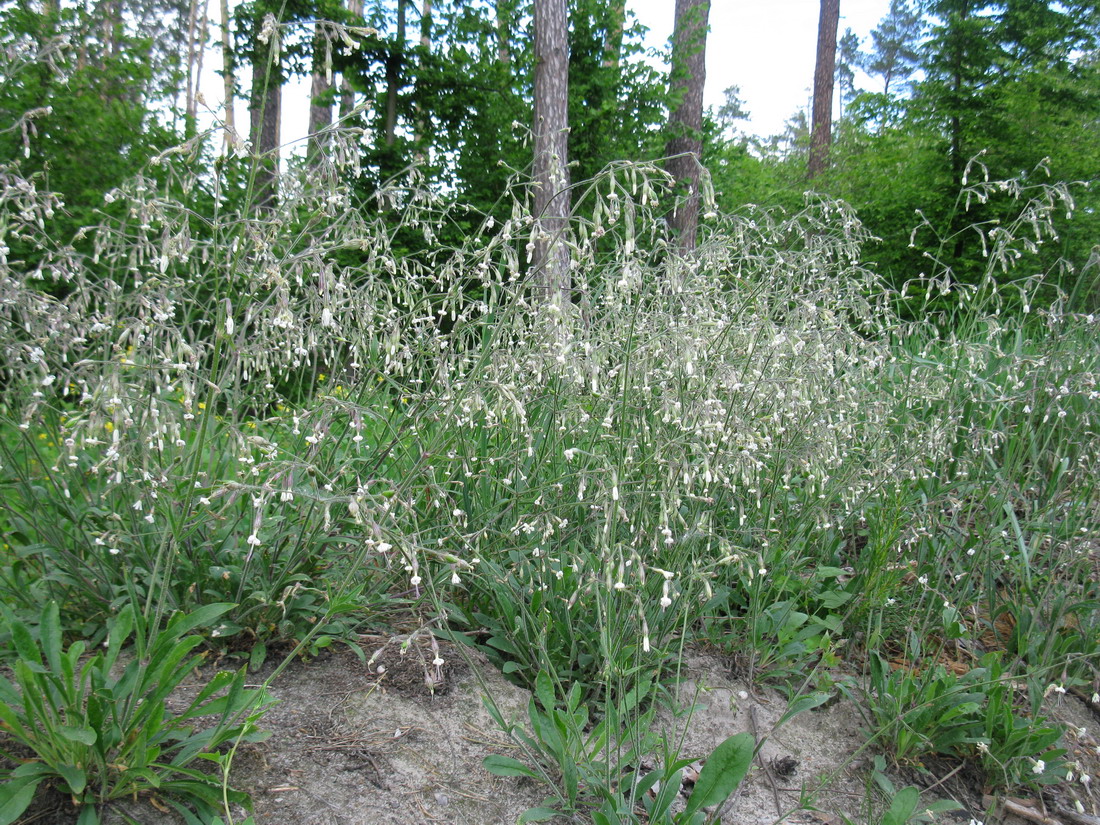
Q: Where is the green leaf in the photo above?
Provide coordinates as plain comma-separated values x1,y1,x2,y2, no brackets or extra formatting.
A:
9,618,42,667
777,691,834,728
481,696,508,731
57,763,88,795
648,768,683,818
482,754,540,779
502,661,524,674
881,786,919,825
59,725,98,745
681,732,755,819
40,601,62,676
485,635,520,656
104,605,134,672
165,603,235,639
818,590,852,609
518,807,561,823
0,774,43,825
249,642,267,671
534,670,556,713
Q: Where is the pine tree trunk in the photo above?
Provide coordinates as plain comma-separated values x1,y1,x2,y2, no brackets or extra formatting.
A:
808,0,839,179
340,0,364,117
413,0,432,158
185,0,200,128
194,0,209,120
249,16,281,209
603,2,626,69
384,0,406,148
665,0,710,253
308,22,333,162
532,0,571,309
220,0,236,149
496,0,513,64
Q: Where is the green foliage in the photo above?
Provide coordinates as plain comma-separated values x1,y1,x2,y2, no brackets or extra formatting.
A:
867,651,1067,789
483,670,754,825
868,761,963,825
0,403,387,657
0,4,182,248
0,602,272,824
814,0,1100,305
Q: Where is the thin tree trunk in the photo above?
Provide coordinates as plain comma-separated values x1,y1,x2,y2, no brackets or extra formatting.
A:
308,22,333,161
249,15,281,208
664,0,710,253
949,2,969,262
384,0,406,148
496,0,512,64
808,0,839,179
532,0,571,309
340,0,363,117
220,0,236,148
413,0,432,158
194,0,209,119
185,0,199,127
602,1,626,69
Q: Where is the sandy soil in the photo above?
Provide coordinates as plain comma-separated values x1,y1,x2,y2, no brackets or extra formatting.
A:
13,638,1100,825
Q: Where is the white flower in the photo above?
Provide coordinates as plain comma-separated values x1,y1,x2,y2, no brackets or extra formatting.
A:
1031,759,1046,775
432,657,444,667
247,534,262,547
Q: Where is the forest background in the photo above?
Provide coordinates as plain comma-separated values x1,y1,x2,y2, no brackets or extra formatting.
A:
2,0,1099,307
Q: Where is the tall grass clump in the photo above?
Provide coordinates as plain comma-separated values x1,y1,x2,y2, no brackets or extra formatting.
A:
1,32,1098,819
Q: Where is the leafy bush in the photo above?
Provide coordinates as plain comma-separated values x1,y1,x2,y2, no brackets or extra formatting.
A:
0,602,272,824
867,651,1067,789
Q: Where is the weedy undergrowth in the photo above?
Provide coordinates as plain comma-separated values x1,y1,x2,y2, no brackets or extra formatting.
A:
0,602,272,824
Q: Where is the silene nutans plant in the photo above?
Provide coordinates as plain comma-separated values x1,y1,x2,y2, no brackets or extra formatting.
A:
0,23,1098,825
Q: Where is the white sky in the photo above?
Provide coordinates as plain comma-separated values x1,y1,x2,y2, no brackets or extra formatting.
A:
628,0,892,136
203,0,893,149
